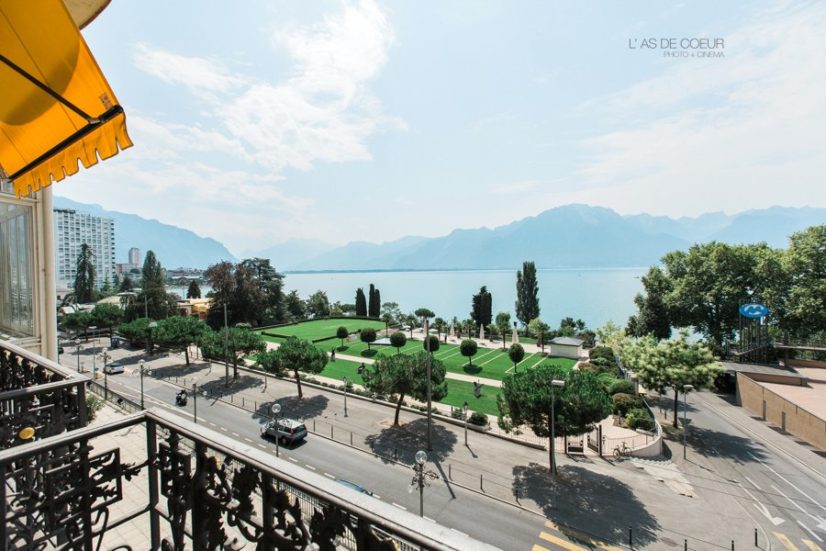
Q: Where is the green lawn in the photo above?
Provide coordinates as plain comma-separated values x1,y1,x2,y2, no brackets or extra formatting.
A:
333,337,425,358
440,379,501,416
257,318,386,343
318,358,366,386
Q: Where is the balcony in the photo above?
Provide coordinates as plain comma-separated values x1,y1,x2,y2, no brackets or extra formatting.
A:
0,339,493,551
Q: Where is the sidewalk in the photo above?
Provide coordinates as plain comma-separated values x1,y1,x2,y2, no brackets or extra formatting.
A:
69,341,764,550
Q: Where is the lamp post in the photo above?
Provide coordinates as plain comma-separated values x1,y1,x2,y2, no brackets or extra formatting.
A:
343,376,349,417
90,326,98,372
223,303,230,387
550,379,566,477
271,403,282,457
192,383,199,424
411,450,439,517
424,318,432,451
463,401,469,447
76,342,83,373
683,384,694,459
101,347,110,399
147,321,158,355
139,359,146,409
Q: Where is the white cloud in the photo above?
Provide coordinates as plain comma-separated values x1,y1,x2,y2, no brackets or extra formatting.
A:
488,180,540,195
133,44,247,99
573,2,826,216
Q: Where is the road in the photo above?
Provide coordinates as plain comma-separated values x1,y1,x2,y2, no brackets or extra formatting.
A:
102,368,568,551
676,391,826,550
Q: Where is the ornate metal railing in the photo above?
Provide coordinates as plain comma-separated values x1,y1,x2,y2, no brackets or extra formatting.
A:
0,408,497,551
0,339,87,449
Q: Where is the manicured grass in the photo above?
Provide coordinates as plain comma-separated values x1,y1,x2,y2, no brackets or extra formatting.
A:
318,358,366,386
439,379,501,416
432,346,577,381
257,318,386,342
333,337,424,358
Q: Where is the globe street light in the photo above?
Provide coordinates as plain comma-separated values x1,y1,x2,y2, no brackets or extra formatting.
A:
76,342,83,373
101,347,110,399
147,321,158,355
550,379,566,477
271,403,282,457
683,384,694,459
411,450,438,517
463,401,469,447
139,359,146,409
343,376,349,417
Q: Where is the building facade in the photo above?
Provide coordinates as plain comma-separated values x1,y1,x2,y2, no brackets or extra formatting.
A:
54,208,116,292
128,246,140,268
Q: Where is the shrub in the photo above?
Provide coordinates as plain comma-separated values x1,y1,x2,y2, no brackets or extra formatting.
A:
468,411,489,426
451,408,465,420
626,407,655,431
86,394,104,421
589,346,616,364
612,393,643,416
608,379,636,396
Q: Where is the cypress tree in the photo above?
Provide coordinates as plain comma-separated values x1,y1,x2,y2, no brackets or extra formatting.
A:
515,261,540,327
74,243,96,303
355,288,367,316
369,285,381,318
471,286,492,328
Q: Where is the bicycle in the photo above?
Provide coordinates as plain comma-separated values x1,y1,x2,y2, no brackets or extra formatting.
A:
612,442,632,460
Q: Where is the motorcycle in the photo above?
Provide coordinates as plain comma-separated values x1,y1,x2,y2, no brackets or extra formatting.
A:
175,391,188,406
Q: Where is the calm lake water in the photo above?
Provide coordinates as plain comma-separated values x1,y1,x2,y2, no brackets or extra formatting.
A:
171,268,646,328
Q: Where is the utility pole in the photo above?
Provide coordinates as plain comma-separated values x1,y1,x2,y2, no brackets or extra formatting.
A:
425,318,432,451
224,303,230,386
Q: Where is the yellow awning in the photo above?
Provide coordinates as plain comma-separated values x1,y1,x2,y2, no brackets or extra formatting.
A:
0,0,132,198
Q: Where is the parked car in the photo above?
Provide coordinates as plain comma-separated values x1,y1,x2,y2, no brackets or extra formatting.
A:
260,418,308,446
103,362,124,375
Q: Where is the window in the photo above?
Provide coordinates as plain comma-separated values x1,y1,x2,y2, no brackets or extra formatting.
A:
0,201,34,336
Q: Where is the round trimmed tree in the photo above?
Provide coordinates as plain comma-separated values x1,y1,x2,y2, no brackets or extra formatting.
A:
360,327,377,351
423,334,440,353
336,326,349,348
390,331,407,354
508,343,525,370
460,338,478,367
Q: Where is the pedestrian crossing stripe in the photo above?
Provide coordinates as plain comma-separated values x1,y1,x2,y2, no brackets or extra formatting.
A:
538,531,585,551
544,521,625,551
802,539,822,551
775,532,800,551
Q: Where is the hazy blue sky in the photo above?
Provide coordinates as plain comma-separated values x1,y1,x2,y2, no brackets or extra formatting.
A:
55,1,826,253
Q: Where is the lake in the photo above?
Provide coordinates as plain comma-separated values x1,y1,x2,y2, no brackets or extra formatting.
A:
170,268,646,329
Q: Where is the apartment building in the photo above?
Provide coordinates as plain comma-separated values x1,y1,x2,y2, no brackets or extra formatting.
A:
54,208,116,292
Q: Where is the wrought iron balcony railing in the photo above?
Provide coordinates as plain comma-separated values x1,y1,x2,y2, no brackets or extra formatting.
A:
0,339,88,449
0,406,497,551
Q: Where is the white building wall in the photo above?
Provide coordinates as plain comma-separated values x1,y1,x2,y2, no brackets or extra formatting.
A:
54,209,116,290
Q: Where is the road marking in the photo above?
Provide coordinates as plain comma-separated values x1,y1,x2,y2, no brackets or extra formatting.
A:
423,516,435,523
231,432,240,437
258,444,267,449
392,503,407,511
539,531,585,551
209,422,216,427
372,494,381,500
774,532,800,551
543,521,624,550
220,427,227,432
740,485,785,526
802,539,823,551
750,452,826,510
772,485,826,532
797,521,824,544
531,546,552,551
244,438,252,443
744,476,762,490
450,528,468,537
323,472,335,480
288,457,298,463
304,464,316,471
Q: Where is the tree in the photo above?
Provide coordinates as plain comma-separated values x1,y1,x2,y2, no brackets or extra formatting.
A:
498,365,611,473
460,339,478,367
74,243,96,303
381,302,402,325
118,317,150,346
336,326,349,348
285,290,305,321
528,318,551,352
433,317,446,339
626,266,672,340
240,258,285,325
423,334,440,353
306,290,330,319
91,303,123,343
414,308,435,327
508,343,525,369
119,274,133,292
405,314,418,338
362,352,448,425
782,225,826,337
515,261,540,327
471,286,493,329
355,288,367,316
199,326,265,380
619,331,721,427
495,312,511,349
368,284,381,318
256,349,281,376
186,280,201,299
273,336,328,399
389,331,407,354
141,250,167,316
62,310,92,340
360,327,377,351
155,315,206,364
595,321,624,349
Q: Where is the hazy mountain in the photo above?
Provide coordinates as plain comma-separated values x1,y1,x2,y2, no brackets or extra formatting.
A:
242,239,337,271
622,211,732,243
707,206,826,248
295,236,429,271
53,196,235,268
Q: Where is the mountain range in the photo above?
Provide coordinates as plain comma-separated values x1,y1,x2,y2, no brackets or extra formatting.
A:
53,197,824,271
53,196,235,269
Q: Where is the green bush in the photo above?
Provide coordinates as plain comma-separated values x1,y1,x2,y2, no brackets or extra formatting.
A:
612,393,643,416
86,394,104,421
626,407,655,431
451,408,465,420
468,411,489,426
608,379,636,396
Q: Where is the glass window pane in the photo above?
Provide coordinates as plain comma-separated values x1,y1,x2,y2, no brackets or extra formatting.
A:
0,201,34,336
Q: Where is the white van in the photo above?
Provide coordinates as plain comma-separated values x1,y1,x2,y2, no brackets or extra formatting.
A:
103,362,124,374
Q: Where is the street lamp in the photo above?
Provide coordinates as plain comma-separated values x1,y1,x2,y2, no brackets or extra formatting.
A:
463,401,469,447
89,326,98,372
411,450,439,517
76,342,83,373
147,321,158,355
271,403,282,457
550,379,566,477
139,359,146,409
101,347,110,399
424,318,432,451
682,384,694,459
343,376,349,417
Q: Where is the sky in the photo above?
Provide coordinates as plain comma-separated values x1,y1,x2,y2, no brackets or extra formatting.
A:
55,0,826,254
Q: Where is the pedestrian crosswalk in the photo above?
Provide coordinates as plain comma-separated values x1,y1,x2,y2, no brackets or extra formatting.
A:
531,521,624,551
773,532,823,551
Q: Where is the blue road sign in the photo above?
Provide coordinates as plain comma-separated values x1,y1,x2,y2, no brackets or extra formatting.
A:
739,303,769,319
